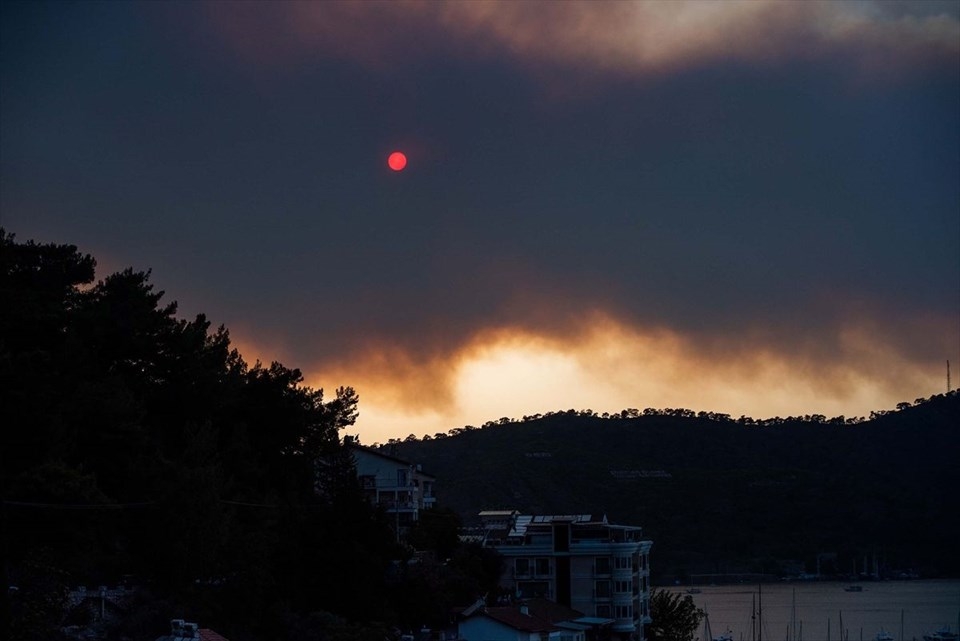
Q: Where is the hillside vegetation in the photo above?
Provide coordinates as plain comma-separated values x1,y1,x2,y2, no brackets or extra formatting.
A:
388,394,960,582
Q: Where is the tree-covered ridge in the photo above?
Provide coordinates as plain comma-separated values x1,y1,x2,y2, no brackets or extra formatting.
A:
381,396,954,447
1,231,500,640
389,391,960,582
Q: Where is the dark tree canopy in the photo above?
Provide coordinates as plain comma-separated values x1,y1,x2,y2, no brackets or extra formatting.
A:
648,589,705,641
0,230,414,640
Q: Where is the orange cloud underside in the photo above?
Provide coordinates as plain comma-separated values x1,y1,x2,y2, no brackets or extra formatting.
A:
267,312,954,445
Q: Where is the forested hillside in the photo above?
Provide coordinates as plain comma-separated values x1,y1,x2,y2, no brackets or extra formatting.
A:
389,394,960,582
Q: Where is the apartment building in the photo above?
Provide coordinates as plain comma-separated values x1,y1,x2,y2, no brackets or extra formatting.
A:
479,512,653,641
348,444,436,534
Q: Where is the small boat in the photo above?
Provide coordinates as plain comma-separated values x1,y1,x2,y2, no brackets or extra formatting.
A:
686,588,702,594
844,585,863,592
923,628,959,641
875,630,894,641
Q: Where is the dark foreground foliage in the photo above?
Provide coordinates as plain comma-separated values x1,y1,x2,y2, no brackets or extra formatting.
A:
0,231,497,640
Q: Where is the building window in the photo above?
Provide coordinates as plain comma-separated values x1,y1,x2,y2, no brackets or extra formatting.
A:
535,558,551,576
595,580,611,598
615,605,632,619
595,557,611,574
615,556,631,569
397,469,408,486
515,558,530,576
596,605,611,618
615,580,631,593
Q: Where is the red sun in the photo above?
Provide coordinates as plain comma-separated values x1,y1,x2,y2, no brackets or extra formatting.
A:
388,151,407,172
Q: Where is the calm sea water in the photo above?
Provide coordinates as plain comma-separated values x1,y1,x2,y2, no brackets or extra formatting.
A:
663,581,960,641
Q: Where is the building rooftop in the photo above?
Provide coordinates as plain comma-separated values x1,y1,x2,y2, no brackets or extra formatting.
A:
348,443,436,479
479,510,647,545
155,619,231,641
519,597,584,624
481,607,559,633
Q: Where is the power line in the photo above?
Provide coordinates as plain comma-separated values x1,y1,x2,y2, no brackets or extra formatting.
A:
218,499,282,508
2,498,320,510
1,500,155,510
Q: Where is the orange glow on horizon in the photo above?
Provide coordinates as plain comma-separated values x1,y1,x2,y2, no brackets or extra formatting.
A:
289,314,953,446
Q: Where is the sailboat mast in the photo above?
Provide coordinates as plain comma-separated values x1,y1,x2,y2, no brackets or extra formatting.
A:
758,584,763,641
791,588,796,641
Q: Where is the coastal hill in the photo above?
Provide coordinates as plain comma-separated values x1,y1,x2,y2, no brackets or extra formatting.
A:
386,392,960,583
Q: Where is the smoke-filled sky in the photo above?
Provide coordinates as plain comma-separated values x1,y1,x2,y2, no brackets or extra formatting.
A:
3,1,958,444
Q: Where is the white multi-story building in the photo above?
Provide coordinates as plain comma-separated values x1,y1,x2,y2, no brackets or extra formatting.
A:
348,444,436,535
479,512,653,641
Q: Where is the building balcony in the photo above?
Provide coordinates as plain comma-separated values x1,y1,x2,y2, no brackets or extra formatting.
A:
515,585,553,600
569,536,646,548
611,621,637,633
376,483,418,492
379,500,419,512
612,567,633,580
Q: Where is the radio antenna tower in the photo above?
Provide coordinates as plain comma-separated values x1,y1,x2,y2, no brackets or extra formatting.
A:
948,360,952,393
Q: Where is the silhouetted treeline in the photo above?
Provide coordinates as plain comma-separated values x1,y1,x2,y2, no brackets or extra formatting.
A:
381,398,953,446
389,392,960,582
0,231,497,641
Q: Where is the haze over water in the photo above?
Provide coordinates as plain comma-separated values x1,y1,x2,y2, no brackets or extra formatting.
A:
669,581,960,641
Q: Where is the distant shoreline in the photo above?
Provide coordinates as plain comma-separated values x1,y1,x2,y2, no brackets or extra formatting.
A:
655,576,960,588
